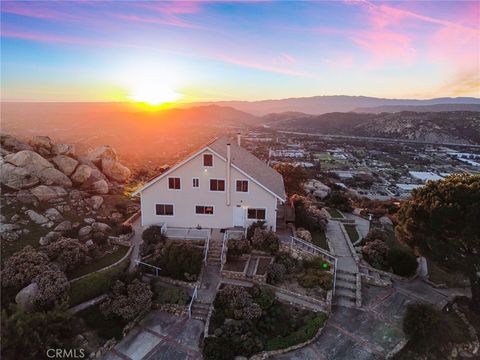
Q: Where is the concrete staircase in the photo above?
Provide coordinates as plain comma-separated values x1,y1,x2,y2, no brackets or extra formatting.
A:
335,269,360,308
359,265,393,287
191,300,211,321
206,239,222,266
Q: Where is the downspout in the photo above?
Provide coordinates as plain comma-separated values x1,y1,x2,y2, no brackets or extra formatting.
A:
226,143,231,206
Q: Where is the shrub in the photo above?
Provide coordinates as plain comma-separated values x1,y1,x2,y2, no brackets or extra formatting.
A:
100,278,153,321
325,191,352,213
1,246,50,289
265,312,327,351
33,268,70,310
250,285,275,309
203,336,234,360
153,243,203,281
227,239,250,258
267,263,286,285
403,303,469,354
113,224,133,236
1,304,75,360
388,247,417,277
292,195,328,231
362,239,389,269
298,270,332,290
45,238,89,272
246,221,266,240
251,228,279,254
92,232,109,247
215,285,262,320
275,252,300,274
142,225,165,245
154,286,189,305
363,228,388,244
212,321,263,357
304,256,331,271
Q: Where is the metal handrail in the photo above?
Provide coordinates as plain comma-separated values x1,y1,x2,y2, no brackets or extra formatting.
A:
220,231,228,267
135,260,161,276
188,286,198,319
286,236,338,296
203,232,211,264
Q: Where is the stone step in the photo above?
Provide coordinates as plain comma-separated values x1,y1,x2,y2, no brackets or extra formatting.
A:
192,302,210,310
335,288,356,299
336,272,356,282
336,279,356,290
335,297,356,308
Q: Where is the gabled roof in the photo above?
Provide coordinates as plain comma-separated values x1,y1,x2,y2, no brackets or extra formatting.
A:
132,136,286,201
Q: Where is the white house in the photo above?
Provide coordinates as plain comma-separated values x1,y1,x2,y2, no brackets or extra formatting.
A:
133,137,286,231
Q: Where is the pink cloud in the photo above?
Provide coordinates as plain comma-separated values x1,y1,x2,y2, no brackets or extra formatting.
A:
273,53,297,65
0,2,79,20
114,14,203,29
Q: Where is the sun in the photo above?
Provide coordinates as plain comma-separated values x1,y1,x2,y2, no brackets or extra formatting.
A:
129,82,182,106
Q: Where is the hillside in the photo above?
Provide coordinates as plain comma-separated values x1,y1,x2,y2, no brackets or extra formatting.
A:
354,103,480,113
266,111,480,144
1,103,256,166
193,96,480,116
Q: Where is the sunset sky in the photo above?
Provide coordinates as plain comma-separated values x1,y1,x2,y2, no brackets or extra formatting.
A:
1,1,479,103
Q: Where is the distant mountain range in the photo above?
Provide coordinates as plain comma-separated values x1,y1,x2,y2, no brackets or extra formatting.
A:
195,95,480,116
265,111,480,145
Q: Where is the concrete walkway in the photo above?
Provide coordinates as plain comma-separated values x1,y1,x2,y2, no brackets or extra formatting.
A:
273,279,469,360
102,311,203,360
344,213,370,239
325,221,356,273
128,218,144,273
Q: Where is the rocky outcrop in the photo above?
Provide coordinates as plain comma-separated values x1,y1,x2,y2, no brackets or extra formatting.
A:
16,189,37,204
52,143,75,157
87,145,117,165
78,226,92,239
71,165,92,184
91,180,109,195
101,158,131,183
92,222,111,233
26,210,49,225
30,136,55,153
0,223,22,241
0,163,39,190
0,134,32,152
44,208,63,222
30,185,68,202
87,196,104,210
55,220,72,232
52,155,78,176
15,283,39,311
39,231,61,246
4,150,72,187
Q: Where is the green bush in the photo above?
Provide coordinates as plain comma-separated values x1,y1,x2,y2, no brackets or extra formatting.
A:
227,239,250,258
275,252,300,274
267,263,286,285
265,312,326,351
246,221,266,240
250,285,275,309
203,336,234,360
251,228,279,254
142,226,165,245
403,303,469,354
298,270,332,290
388,247,417,277
154,286,189,305
304,256,331,271
153,243,202,282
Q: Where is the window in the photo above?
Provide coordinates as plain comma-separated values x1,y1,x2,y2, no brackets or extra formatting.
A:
210,179,225,191
156,204,174,216
236,180,249,192
195,205,214,215
203,154,213,167
168,177,181,190
247,208,266,220
192,178,199,188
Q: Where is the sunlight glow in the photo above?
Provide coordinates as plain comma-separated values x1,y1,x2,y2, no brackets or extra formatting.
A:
129,82,182,106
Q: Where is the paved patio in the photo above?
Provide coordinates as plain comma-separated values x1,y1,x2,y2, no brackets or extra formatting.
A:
102,311,203,360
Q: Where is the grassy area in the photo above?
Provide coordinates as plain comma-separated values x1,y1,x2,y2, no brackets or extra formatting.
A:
68,257,129,307
224,258,248,272
326,208,343,219
1,223,48,267
428,260,469,288
77,304,127,341
311,229,328,250
314,152,333,161
69,246,130,279
343,224,359,243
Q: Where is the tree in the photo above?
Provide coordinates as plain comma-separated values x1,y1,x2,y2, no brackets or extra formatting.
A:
33,268,70,310
100,278,152,321
273,163,308,196
1,246,50,289
45,238,88,272
325,191,353,212
396,174,480,312
1,304,75,360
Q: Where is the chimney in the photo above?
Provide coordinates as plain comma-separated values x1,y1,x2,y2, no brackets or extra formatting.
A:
226,143,231,206
237,133,241,147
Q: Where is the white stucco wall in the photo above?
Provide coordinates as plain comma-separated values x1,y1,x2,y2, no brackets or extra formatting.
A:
140,149,279,230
